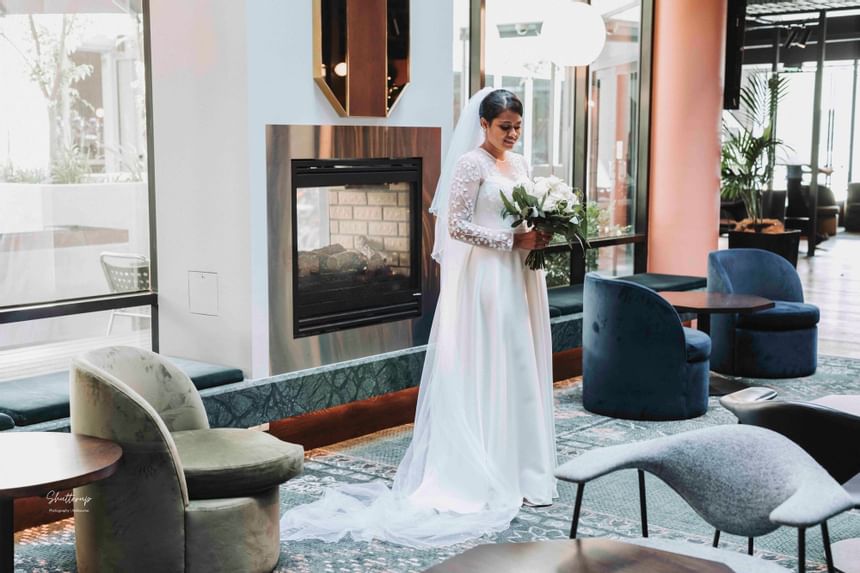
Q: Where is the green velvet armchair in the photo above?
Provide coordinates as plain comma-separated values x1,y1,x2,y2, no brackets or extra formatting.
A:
70,346,304,573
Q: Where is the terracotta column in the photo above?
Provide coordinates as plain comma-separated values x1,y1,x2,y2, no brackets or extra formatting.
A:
647,0,726,275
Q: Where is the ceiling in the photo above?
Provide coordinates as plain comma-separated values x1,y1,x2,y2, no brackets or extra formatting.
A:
747,0,860,15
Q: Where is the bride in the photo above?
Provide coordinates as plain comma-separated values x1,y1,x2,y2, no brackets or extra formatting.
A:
280,88,557,548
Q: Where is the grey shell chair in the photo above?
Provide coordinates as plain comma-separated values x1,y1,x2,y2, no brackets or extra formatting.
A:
70,346,304,573
720,389,860,488
555,425,855,573
720,389,860,573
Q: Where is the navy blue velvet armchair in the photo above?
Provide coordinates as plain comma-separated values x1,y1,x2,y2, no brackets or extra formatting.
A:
582,273,710,421
708,249,819,378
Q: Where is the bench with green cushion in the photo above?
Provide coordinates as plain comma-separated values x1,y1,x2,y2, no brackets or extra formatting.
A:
548,284,584,316
162,357,244,391
0,370,69,428
0,356,244,429
616,273,706,292
547,273,706,318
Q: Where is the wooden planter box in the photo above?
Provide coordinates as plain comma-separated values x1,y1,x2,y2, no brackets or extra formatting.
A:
728,229,801,267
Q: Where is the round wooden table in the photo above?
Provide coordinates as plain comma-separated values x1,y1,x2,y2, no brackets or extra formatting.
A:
423,538,734,572
657,291,774,335
0,433,122,572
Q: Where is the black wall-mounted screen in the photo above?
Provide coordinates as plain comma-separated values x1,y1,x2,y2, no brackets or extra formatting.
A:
724,0,748,109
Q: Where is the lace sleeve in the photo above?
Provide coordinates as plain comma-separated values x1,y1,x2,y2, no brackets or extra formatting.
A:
447,156,515,250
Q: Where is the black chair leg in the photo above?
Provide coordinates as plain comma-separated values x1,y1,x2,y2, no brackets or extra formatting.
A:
798,527,806,573
713,530,720,548
570,483,584,539
821,521,834,573
748,537,754,556
638,470,648,538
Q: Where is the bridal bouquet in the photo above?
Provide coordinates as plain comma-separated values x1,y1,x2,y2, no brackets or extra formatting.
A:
500,176,588,270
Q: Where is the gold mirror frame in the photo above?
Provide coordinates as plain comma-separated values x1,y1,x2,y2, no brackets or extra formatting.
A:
386,0,410,114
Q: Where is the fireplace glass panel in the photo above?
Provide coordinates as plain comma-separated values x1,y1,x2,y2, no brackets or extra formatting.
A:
292,159,421,336
296,182,413,288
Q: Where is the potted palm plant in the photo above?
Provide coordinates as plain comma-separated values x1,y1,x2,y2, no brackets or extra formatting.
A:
721,73,801,266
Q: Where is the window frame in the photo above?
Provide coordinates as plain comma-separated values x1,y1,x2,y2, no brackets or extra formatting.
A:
0,0,159,351
469,0,654,285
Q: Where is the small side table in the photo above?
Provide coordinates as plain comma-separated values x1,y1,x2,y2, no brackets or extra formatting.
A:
658,291,774,396
0,433,122,573
657,291,774,335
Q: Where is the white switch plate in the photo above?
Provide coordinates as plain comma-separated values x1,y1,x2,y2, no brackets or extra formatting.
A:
188,271,219,316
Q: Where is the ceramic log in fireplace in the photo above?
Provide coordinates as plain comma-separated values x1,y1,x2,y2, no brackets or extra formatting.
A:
291,158,422,336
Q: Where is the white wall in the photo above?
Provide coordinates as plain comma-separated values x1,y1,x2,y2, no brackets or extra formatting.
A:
149,0,252,373
150,0,453,377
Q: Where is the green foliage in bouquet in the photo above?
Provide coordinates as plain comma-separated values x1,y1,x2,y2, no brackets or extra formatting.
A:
499,177,589,270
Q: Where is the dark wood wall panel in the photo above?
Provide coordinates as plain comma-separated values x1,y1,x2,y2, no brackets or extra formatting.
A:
347,0,387,116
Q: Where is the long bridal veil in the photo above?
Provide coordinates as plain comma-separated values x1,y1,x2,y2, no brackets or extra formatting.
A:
279,87,523,548
429,86,494,263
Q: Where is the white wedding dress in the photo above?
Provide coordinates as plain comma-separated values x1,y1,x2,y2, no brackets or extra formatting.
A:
279,147,557,548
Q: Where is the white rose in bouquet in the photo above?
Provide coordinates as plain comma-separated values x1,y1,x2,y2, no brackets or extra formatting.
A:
499,176,588,270
541,185,562,212
536,176,579,213
532,178,551,202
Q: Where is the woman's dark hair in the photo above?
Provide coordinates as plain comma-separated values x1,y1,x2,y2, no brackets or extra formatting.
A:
479,89,523,122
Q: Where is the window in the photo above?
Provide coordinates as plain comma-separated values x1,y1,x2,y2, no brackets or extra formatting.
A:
588,243,634,276
483,2,576,179
461,0,653,286
767,62,859,201
587,0,642,239
453,0,471,125
545,251,571,287
0,2,155,380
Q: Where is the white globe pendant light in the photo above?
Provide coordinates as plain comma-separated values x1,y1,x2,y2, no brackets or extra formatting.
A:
542,0,607,67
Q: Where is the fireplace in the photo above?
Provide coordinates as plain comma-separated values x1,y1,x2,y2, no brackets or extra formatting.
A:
291,158,422,336
267,124,441,374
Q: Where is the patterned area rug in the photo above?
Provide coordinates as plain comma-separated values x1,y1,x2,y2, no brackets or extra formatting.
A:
14,355,860,572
